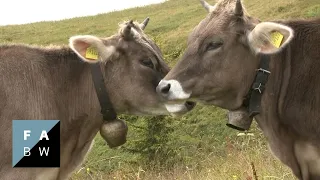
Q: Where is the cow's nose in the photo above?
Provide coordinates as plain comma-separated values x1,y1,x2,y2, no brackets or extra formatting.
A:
157,81,171,97
157,79,191,100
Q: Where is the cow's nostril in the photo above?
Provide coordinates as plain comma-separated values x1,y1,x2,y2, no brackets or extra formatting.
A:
161,83,171,94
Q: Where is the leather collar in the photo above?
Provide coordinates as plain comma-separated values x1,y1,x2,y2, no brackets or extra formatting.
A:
243,54,271,118
90,63,117,121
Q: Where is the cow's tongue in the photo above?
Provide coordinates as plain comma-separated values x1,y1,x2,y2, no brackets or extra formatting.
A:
226,107,253,131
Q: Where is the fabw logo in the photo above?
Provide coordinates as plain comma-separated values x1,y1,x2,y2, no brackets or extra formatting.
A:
12,120,60,168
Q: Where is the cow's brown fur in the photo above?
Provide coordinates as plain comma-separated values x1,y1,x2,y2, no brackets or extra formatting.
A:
0,20,181,180
159,0,320,179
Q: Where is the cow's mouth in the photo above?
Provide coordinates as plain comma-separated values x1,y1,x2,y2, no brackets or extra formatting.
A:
185,101,196,110
164,100,196,115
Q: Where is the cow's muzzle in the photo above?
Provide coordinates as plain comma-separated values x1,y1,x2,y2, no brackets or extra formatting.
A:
156,79,191,100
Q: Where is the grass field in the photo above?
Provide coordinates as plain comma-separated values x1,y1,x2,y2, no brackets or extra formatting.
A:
1,0,320,179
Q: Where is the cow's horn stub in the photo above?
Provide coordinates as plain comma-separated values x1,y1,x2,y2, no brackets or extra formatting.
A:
100,119,128,148
200,0,216,13
140,17,150,30
122,20,134,39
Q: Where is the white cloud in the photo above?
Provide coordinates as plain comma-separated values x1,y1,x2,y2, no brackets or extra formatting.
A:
0,0,166,26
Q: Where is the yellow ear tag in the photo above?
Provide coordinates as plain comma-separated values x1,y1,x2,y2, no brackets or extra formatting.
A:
270,31,284,48
85,46,98,60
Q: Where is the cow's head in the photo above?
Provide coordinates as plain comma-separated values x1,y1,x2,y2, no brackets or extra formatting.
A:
156,0,294,113
69,18,195,116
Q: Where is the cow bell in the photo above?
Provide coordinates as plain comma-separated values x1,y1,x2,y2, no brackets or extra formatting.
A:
226,108,253,131
100,119,128,148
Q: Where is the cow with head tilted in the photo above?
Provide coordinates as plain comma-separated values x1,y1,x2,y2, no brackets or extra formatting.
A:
156,0,320,179
0,18,195,180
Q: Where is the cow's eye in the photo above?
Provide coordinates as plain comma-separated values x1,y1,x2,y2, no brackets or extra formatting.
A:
205,41,223,51
141,59,154,69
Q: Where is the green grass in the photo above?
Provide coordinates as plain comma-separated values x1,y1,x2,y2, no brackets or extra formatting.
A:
1,0,319,179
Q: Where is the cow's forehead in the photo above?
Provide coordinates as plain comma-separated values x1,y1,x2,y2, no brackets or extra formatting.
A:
188,12,232,44
214,0,238,13
188,0,251,43
102,21,164,64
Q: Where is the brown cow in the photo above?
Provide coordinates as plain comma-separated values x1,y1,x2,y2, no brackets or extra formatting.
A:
156,0,320,179
0,18,194,180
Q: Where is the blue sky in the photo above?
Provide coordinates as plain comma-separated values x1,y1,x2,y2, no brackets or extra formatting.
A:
0,0,166,26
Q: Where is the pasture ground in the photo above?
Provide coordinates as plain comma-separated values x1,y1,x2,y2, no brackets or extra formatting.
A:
1,0,319,179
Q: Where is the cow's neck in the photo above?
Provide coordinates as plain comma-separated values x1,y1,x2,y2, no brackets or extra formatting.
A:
44,46,103,136
261,19,320,140
44,47,106,178
256,45,292,130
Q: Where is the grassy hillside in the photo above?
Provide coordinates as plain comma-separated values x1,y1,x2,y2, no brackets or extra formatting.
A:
1,0,319,179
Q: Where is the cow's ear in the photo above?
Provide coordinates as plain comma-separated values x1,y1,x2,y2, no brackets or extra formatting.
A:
247,22,294,54
69,35,115,63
